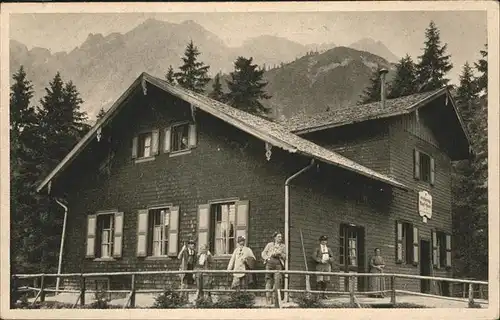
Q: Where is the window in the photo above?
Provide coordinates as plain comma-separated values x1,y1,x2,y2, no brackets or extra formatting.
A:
196,200,249,255
136,206,180,258
432,230,451,269
414,149,435,184
212,202,236,255
86,212,124,259
164,123,197,154
172,123,190,152
339,224,364,269
150,208,170,257
98,214,114,258
396,221,419,265
138,132,152,158
132,129,159,160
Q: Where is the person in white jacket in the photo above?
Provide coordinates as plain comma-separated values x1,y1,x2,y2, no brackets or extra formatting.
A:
227,236,256,289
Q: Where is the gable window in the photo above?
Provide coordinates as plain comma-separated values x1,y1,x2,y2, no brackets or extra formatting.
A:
138,132,152,158
432,230,451,269
136,206,180,258
172,123,190,152
396,221,419,265
86,211,124,260
132,129,159,161
414,149,435,185
196,200,249,256
164,122,197,155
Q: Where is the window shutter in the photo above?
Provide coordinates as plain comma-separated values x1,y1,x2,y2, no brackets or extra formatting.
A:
432,230,438,268
445,234,452,268
112,212,124,258
396,221,403,264
132,137,138,159
151,129,160,155
167,206,180,257
188,124,197,147
414,149,420,179
86,215,97,258
235,200,249,243
412,226,419,265
197,204,210,252
136,209,149,257
164,127,171,153
430,157,435,185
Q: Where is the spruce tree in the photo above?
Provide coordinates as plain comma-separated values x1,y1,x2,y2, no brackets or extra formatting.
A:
208,73,224,102
166,65,176,84
388,54,418,98
225,57,271,116
416,21,453,92
174,41,210,93
96,107,106,121
358,68,381,105
455,62,479,125
475,44,488,94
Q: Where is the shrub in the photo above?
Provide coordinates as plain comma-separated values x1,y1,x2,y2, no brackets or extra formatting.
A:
194,295,216,309
294,293,326,308
152,290,186,309
468,302,482,308
214,291,255,308
88,290,110,309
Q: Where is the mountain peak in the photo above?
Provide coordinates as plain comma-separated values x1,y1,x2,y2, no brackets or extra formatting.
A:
348,38,399,63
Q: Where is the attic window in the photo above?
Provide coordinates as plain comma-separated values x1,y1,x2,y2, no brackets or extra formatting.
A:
132,129,160,162
414,149,435,185
138,132,152,158
171,123,190,152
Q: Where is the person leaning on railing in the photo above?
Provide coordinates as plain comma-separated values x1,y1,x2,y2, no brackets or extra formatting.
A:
261,231,286,305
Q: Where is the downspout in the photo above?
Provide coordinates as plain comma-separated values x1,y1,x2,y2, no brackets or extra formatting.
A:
55,198,68,293
284,159,315,302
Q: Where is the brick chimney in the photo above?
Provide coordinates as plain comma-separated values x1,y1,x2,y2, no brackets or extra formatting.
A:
379,68,389,108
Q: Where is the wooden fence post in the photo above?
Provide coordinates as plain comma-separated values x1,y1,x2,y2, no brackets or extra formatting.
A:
390,276,396,305
274,271,281,308
349,275,355,305
80,275,86,306
39,275,46,303
130,274,136,308
11,276,18,307
467,283,474,307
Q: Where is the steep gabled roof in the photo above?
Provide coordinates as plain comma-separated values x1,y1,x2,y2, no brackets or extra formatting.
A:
36,72,408,193
280,88,470,145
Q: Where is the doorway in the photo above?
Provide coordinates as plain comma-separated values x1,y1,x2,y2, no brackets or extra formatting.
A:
420,239,431,293
340,224,366,291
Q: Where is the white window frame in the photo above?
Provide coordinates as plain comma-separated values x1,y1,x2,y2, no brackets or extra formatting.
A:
96,211,115,259
170,122,190,153
211,201,237,256
150,207,170,257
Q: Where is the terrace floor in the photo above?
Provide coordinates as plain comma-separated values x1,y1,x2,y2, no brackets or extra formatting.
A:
28,292,489,309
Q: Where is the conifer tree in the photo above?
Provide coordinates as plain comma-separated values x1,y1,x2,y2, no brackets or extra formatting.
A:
174,41,210,93
208,73,224,102
166,65,176,84
225,57,271,116
455,62,479,125
358,69,382,105
96,107,106,121
388,54,418,98
475,44,488,94
416,21,453,92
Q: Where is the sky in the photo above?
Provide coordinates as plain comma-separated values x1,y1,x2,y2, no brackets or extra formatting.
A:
9,10,487,85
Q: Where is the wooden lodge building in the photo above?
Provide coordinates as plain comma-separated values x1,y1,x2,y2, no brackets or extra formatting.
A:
36,71,471,297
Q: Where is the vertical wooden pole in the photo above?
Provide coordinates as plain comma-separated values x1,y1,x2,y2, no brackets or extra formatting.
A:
390,276,396,305
349,276,355,305
463,283,466,298
80,275,86,306
468,283,474,307
130,274,136,308
39,275,46,303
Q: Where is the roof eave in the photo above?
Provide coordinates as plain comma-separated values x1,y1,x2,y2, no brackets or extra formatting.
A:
36,73,145,193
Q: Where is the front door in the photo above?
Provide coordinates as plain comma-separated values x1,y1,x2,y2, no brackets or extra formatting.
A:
420,239,431,293
340,224,366,291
